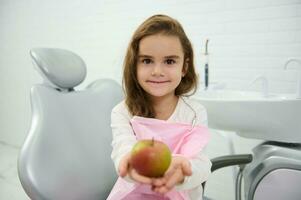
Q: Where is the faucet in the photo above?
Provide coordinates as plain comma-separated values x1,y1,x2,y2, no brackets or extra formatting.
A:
284,58,301,99
247,75,269,97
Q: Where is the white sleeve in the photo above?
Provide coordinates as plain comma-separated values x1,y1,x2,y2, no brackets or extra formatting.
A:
110,103,137,175
175,104,212,190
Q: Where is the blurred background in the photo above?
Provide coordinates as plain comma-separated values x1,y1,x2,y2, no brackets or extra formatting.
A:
1,0,301,199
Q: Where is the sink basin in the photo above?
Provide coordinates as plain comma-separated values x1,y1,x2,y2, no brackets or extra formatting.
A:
194,90,301,143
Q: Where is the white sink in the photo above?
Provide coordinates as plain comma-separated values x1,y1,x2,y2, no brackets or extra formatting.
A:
194,90,301,143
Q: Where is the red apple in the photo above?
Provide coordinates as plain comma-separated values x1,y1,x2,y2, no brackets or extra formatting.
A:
130,138,172,178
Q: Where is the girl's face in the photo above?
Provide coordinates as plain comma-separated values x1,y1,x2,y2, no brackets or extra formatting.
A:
136,34,187,100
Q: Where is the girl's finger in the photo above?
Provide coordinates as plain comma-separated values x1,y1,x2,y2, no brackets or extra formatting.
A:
154,185,169,194
165,168,183,189
163,163,178,179
118,155,130,177
129,168,153,184
152,177,166,186
181,160,192,176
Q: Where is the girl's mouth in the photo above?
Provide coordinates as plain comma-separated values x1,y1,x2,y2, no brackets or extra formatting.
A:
147,80,170,84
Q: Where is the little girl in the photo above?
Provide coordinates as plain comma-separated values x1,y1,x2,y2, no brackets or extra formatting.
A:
107,14,211,200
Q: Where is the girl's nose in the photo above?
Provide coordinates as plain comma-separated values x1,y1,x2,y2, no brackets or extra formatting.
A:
151,64,164,77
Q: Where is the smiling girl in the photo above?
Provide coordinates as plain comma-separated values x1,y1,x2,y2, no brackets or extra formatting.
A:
107,14,211,200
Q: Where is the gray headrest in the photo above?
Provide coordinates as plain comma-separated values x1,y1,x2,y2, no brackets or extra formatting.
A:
30,48,87,89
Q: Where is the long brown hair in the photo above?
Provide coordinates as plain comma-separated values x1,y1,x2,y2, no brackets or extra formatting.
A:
123,14,198,118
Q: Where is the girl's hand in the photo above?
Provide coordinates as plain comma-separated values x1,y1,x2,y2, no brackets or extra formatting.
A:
151,156,192,194
118,152,153,184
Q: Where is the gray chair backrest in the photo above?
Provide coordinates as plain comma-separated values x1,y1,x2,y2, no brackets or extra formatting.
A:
18,48,123,200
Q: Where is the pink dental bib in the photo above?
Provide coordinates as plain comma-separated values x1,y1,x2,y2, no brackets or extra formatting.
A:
107,116,210,200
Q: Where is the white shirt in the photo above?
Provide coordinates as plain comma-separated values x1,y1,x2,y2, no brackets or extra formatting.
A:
110,97,212,200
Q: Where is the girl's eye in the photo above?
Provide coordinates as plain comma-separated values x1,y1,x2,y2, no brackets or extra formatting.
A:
165,59,176,65
142,58,152,64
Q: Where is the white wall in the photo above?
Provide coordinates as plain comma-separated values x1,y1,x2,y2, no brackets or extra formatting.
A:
1,0,301,148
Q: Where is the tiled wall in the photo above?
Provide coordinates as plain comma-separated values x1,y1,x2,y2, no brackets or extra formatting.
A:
1,0,300,148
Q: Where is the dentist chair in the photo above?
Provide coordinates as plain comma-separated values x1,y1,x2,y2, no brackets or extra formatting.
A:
18,48,253,200
18,48,123,199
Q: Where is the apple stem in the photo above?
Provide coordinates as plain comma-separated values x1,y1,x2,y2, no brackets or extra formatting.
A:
152,137,154,146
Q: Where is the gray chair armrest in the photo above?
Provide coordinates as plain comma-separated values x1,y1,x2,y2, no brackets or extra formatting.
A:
211,154,253,172
202,154,253,193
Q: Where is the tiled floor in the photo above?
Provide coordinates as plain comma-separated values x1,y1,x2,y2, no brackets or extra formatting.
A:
0,131,261,200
